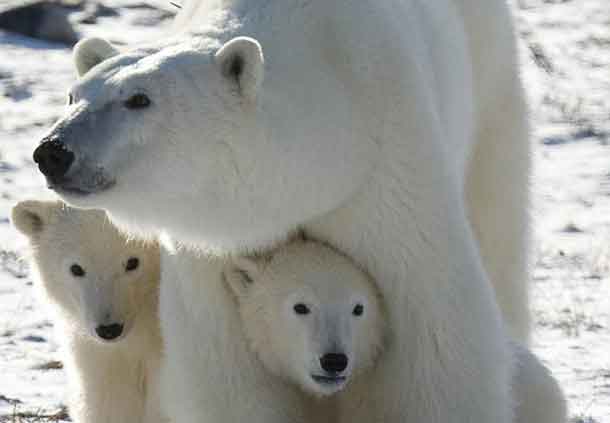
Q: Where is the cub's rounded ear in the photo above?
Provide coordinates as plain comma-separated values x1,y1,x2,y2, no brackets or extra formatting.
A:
73,37,119,77
215,36,264,101
222,256,262,298
11,200,57,238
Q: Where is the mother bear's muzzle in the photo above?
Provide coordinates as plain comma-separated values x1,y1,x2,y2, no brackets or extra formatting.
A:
33,108,117,197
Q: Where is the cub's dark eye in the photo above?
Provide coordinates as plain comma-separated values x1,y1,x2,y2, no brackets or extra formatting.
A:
353,304,364,316
124,94,151,109
70,264,85,277
67,93,74,105
125,257,140,272
293,303,310,315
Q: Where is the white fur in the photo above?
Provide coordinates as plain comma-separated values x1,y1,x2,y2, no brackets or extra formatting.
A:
214,36,264,101
158,239,335,423
224,239,385,398
512,343,567,423
73,37,119,77
225,240,567,423
39,0,563,421
11,201,164,423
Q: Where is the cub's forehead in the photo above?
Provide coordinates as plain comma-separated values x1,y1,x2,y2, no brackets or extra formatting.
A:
45,208,129,247
263,242,375,298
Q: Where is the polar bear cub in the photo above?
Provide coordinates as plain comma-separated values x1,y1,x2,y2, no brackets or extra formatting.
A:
224,239,386,397
226,239,566,423
11,200,164,423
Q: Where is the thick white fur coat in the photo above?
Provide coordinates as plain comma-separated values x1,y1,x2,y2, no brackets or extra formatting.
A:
42,0,561,421
11,203,165,423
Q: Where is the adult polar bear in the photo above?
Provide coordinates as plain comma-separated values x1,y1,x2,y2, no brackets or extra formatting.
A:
34,0,534,421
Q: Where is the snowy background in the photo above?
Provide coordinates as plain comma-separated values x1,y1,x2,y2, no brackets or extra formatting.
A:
0,0,609,421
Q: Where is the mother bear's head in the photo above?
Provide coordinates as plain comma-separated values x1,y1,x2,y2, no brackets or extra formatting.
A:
34,36,377,251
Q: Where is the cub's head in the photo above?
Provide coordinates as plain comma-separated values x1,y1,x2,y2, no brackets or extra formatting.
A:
224,240,386,397
12,200,160,344
33,35,376,251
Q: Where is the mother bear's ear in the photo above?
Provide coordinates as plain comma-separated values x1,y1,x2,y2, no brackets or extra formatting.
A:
73,37,119,77
214,37,264,101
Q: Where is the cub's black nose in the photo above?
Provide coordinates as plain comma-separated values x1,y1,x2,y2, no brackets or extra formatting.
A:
95,323,124,341
33,139,74,182
320,353,348,373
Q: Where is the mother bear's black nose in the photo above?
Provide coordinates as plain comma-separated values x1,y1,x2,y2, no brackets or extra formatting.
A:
320,353,348,373
33,139,74,182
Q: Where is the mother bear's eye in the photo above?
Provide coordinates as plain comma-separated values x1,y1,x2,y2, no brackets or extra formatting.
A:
70,264,86,277
67,93,74,105
293,303,310,315
353,303,364,316
124,93,151,110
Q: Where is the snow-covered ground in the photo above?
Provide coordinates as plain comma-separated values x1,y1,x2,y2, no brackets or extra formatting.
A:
0,0,609,421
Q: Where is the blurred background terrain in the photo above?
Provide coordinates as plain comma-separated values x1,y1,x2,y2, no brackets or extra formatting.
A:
0,0,609,421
